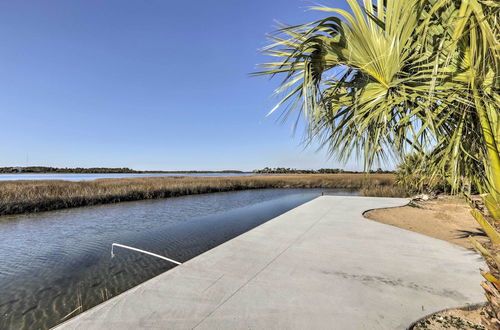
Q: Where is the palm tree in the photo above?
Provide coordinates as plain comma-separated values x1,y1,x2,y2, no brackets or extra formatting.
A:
257,0,499,325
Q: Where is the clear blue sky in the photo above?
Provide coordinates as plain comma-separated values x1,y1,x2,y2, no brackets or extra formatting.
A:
0,0,376,171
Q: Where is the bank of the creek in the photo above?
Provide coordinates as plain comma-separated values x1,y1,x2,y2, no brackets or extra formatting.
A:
0,188,356,329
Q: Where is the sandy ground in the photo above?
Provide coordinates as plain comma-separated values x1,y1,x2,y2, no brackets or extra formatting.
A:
365,195,489,329
364,195,488,249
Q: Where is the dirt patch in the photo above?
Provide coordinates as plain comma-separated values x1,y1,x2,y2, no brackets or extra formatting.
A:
364,195,487,249
412,305,487,330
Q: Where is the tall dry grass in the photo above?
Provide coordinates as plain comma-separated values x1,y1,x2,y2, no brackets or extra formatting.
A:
359,185,412,198
0,174,396,216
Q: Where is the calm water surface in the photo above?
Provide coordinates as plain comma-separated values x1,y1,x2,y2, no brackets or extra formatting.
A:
0,188,356,329
0,172,254,181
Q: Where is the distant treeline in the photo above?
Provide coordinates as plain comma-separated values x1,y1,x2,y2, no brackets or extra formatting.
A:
0,167,245,174
0,166,139,174
0,166,393,175
252,167,393,174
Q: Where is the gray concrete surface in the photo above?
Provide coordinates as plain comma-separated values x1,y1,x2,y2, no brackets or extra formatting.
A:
56,196,485,330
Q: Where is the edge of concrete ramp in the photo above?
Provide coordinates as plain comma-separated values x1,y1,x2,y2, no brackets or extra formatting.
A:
55,196,485,330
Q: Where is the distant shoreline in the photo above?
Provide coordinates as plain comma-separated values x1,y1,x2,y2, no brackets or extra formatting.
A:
0,166,393,175
0,171,249,175
0,167,247,174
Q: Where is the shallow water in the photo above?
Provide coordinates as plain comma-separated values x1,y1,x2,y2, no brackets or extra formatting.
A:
0,188,356,329
0,172,254,181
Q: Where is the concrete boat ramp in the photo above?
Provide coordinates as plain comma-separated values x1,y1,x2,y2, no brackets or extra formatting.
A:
57,196,485,329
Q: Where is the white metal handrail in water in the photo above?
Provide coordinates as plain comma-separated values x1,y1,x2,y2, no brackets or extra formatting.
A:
111,243,182,265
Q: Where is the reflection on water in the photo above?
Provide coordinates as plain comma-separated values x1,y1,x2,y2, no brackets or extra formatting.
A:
0,188,356,329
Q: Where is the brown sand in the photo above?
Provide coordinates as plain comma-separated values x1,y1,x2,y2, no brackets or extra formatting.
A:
365,195,489,329
364,195,487,249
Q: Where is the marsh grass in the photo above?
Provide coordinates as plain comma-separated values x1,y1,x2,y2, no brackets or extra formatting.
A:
359,185,411,198
0,174,396,216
